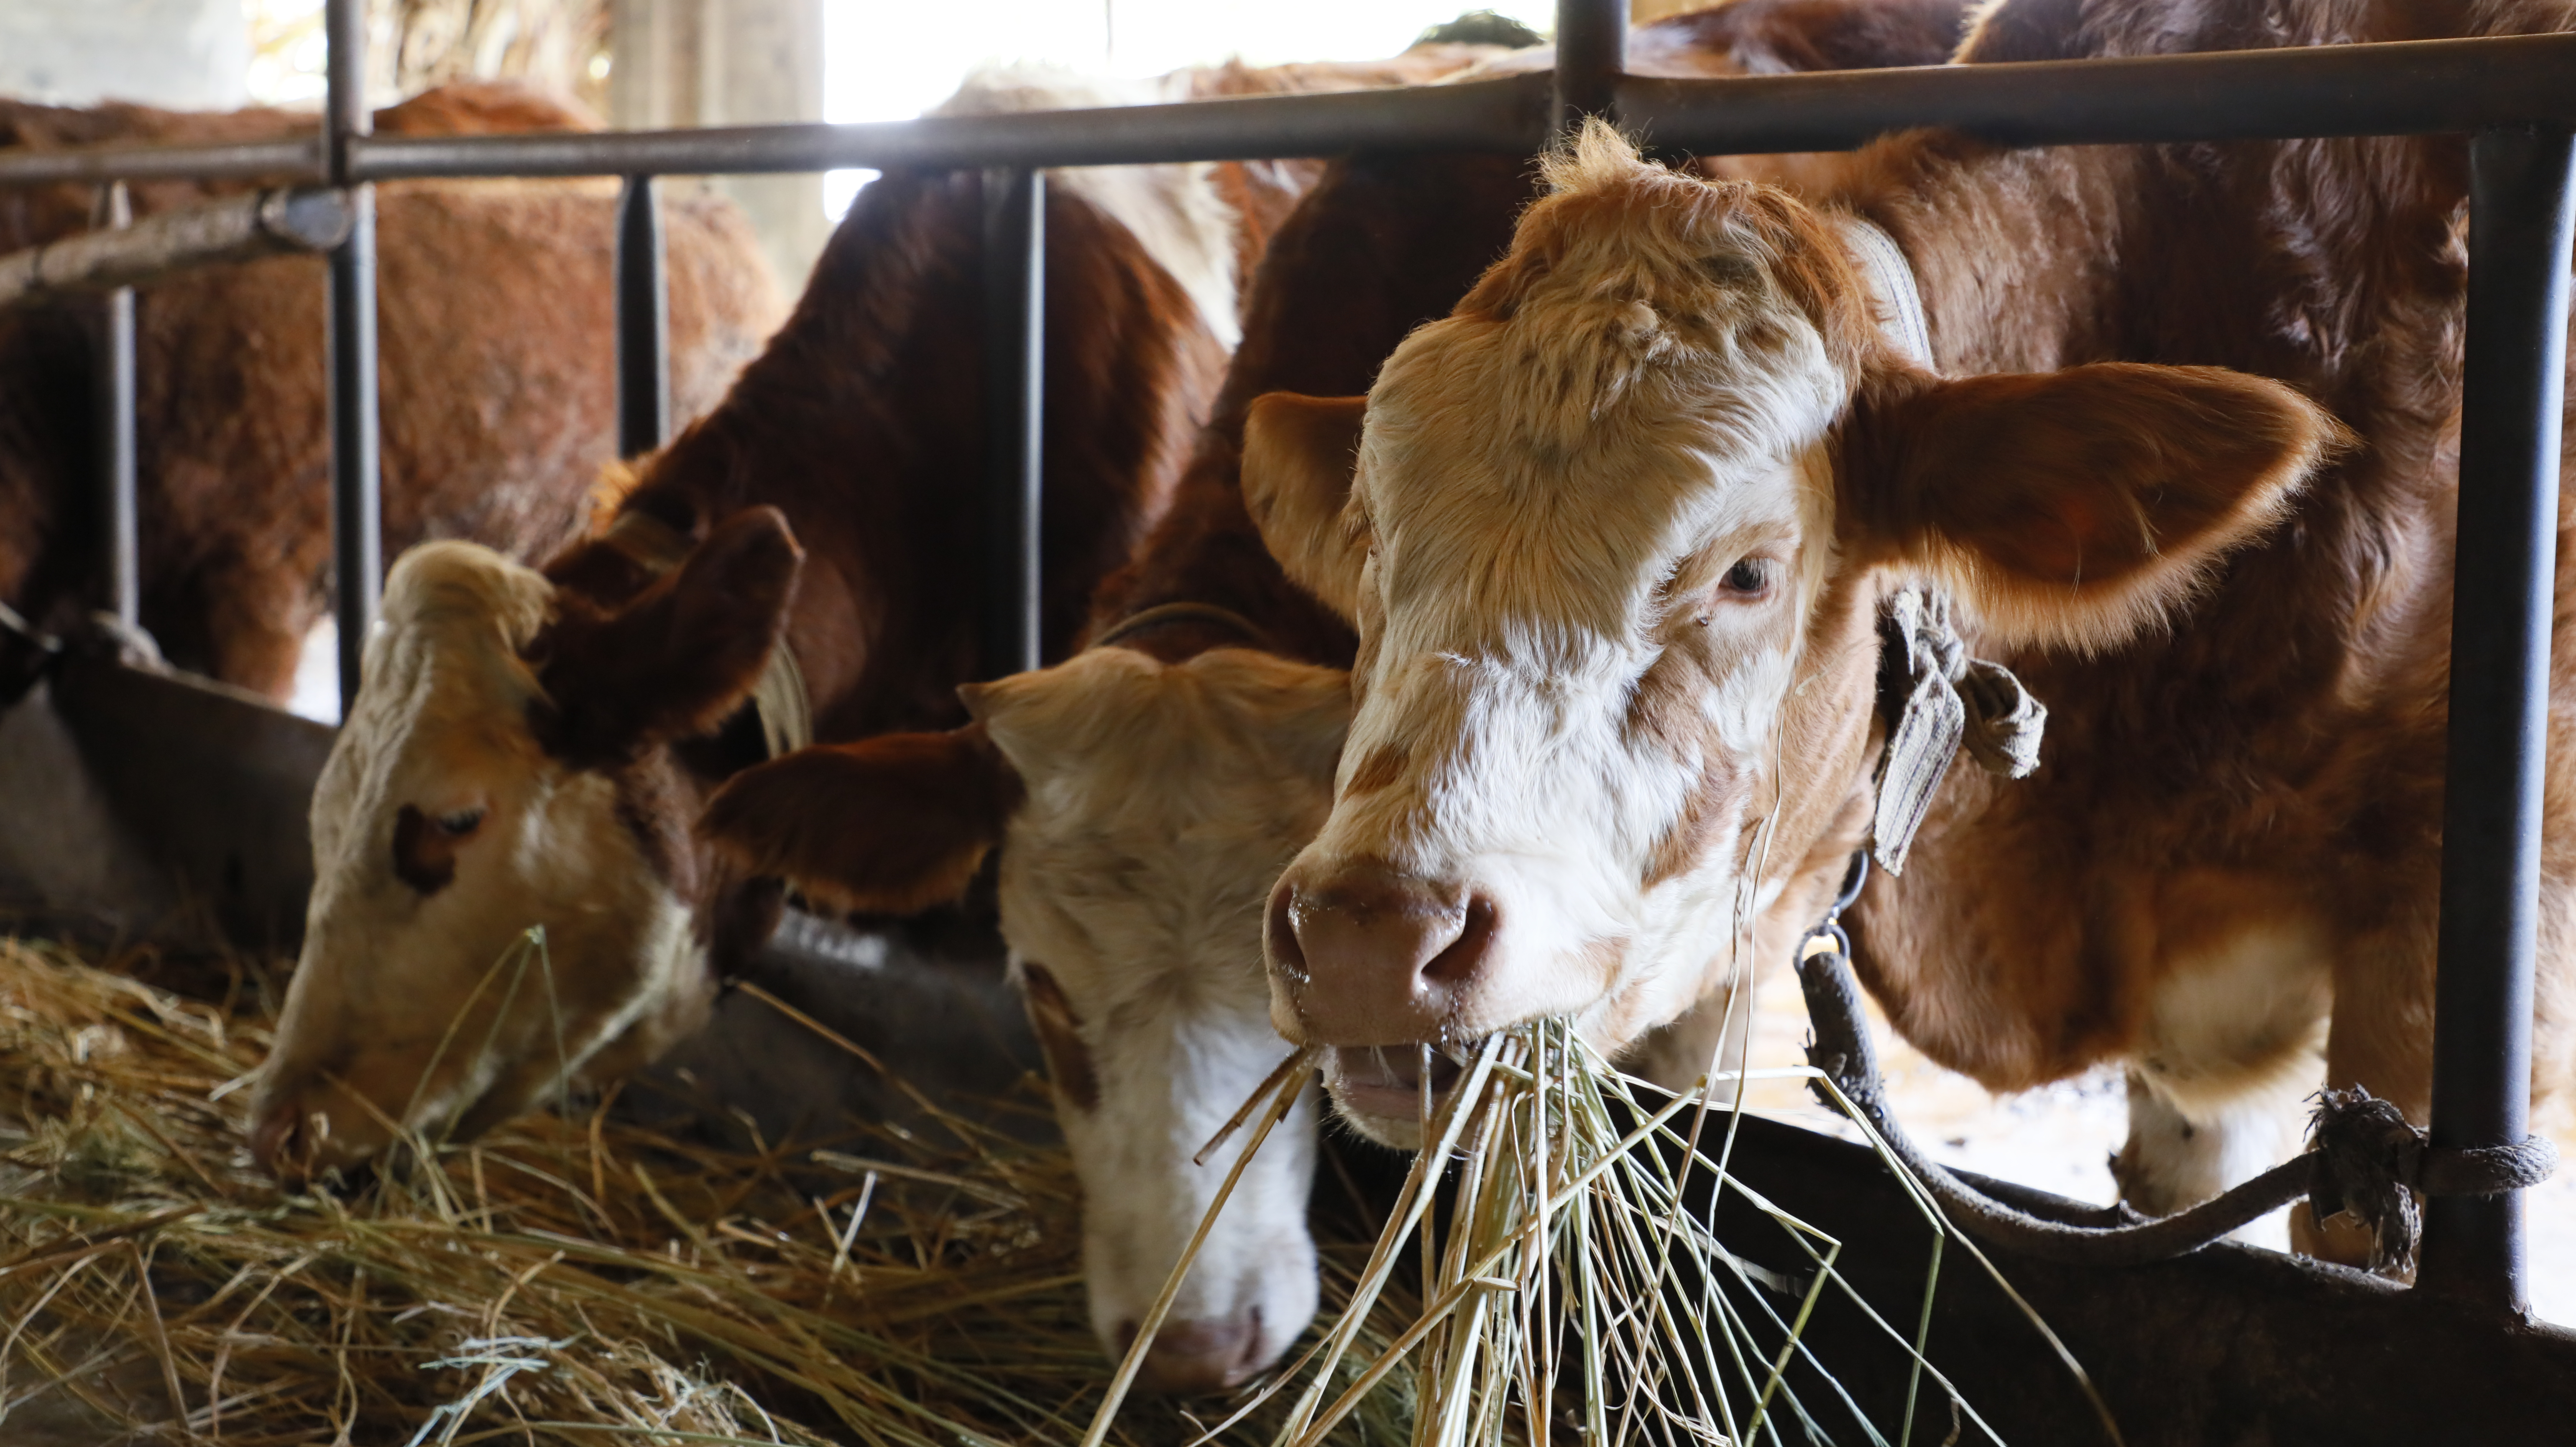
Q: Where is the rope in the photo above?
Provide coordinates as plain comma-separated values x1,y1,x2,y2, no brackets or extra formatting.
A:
1871,589,2046,872
1795,851,2560,1270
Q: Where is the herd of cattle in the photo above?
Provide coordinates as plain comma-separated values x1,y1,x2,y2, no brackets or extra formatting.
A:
4,0,2569,1401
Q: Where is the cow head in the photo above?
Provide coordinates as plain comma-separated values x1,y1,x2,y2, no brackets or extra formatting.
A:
252,508,801,1180
701,646,1349,1394
1245,124,2335,1147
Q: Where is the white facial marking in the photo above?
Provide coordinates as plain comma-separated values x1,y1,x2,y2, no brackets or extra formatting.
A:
978,646,1349,1373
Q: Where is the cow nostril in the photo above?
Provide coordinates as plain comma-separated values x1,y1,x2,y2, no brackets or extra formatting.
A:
1136,1312,1265,1395
1266,880,1308,983
1419,893,1498,989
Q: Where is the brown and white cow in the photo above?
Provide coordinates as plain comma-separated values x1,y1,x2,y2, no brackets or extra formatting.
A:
698,0,1976,1391
1247,0,2576,1262
0,83,782,699
245,51,1510,1180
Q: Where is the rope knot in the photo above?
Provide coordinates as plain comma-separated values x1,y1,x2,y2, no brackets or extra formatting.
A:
2304,1087,2560,1274
1871,589,2047,872
2307,1087,2425,1273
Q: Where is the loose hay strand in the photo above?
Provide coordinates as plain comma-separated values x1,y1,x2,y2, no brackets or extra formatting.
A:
0,936,1426,1447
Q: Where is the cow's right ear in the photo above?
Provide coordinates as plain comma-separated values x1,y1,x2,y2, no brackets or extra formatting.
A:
536,507,802,765
1244,392,1369,620
698,724,1021,916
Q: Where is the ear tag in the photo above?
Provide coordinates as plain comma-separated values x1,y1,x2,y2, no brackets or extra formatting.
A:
1871,589,2047,873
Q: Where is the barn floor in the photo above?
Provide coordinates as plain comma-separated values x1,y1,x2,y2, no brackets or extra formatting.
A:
1731,961,2576,1325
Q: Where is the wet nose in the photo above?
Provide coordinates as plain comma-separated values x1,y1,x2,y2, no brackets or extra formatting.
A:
1265,861,1497,1044
1122,1312,1267,1395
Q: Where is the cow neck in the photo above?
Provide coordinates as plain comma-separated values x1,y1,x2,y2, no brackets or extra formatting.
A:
598,508,814,760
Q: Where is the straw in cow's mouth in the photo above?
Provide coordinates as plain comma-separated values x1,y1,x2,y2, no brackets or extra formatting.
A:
1325,1042,1472,1121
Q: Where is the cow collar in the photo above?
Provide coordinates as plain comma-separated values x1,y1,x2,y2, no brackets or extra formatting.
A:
1833,213,1934,371
599,508,814,759
1088,600,1275,655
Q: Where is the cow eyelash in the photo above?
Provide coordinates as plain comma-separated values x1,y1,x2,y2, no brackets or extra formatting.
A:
1718,557,1774,597
436,808,486,837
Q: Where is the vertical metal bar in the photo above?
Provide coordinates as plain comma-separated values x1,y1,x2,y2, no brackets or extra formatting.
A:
97,181,138,631
978,165,1043,679
1553,0,1628,135
2420,123,2576,1309
615,174,670,458
324,0,379,715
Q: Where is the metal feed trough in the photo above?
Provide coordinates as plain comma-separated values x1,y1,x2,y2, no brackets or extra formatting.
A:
2,0,2571,1436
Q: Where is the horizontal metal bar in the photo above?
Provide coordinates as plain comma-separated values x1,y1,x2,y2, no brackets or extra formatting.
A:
1,33,2569,185
0,187,353,309
0,136,318,187
1626,31,2576,154
350,73,1553,178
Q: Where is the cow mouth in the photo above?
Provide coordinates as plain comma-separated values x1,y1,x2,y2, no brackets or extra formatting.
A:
1324,1043,1471,1125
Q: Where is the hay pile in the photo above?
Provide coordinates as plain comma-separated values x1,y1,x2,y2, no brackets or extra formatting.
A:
0,937,1419,1446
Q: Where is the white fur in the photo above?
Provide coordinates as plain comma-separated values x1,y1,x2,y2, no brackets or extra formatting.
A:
976,646,1350,1375
2116,919,2332,1216
935,66,1242,349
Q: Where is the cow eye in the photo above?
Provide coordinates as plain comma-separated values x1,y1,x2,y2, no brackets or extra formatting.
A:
436,807,486,837
1719,557,1773,597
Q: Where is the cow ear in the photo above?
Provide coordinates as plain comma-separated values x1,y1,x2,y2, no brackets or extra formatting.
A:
698,724,1022,916
1840,363,2338,650
1244,392,1370,620
536,507,802,764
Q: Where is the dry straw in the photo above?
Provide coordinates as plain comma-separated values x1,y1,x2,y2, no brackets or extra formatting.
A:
2,928,2087,1445
0,933,1424,1446
1089,1016,2088,1447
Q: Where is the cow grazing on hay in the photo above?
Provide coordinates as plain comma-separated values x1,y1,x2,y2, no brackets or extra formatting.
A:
1239,0,2576,1263
246,51,1508,1184
698,0,1977,1393
0,83,784,699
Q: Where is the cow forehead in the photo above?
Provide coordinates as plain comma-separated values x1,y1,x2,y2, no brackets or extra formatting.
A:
984,648,1347,997
314,543,557,845
1352,188,1851,650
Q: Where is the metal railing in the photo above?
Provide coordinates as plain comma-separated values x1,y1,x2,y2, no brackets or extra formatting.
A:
0,0,2568,1312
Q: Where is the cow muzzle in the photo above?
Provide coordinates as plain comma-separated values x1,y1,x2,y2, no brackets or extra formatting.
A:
1264,860,1500,1049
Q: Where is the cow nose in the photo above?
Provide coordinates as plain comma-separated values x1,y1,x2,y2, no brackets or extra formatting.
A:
1266,862,1497,1044
1122,1312,1266,1395
249,1097,315,1182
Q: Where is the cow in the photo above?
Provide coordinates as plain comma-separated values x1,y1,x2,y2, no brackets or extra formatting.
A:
1235,0,2576,1269
698,0,1979,1392
0,83,783,700
245,48,1510,1185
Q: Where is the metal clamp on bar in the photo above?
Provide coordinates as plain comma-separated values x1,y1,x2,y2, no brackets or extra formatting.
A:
0,187,354,311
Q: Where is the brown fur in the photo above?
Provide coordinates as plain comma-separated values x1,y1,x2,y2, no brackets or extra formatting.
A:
698,724,1019,919
0,82,780,696
543,56,1489,969
1809,0,2576,1130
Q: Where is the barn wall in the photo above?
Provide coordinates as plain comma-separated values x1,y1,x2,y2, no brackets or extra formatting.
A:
0,0,251,109
612,0,830,291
